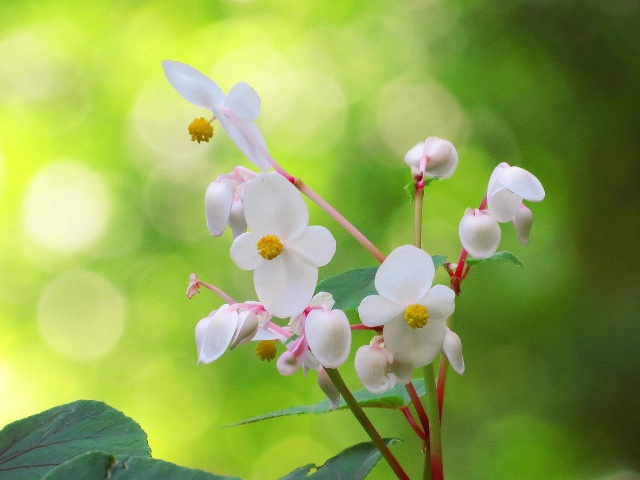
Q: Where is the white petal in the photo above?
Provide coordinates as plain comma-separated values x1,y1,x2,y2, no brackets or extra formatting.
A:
383,316,447,368
354,344,397,394
205,180,233,237
317,368,341,410
404,143,424,168
229,310,259,349
242,173,309,238
228,198,247,239
442,328,465,374
195,306,238,364
499,166,545,202
512,203,534,246
224,82,261,120
216,109,271,172
358,295,405,327
487,188,523,222
375,245,435,305
288,226,336,267
422,137,458,179
309,291,335,310
162,60,224,111
487,162,510,197
391,359,414,385
305,309,352,368
252,326,286,342
230,232,264,270
459,208,501,259
420,284,455,320
276,348,302,375
254,250,317,317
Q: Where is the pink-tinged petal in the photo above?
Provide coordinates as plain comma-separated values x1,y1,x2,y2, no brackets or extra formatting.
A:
499,166,545,202
358,294,405,327
195,306,238,364
224,82,261,120
252,326,286,342
305,309,352,368
419,284,455,320
375,245,435,304
205,180,233,237
442,328,465,375
487,188,522,222
487,162,510,197
459,208,501,259
423,137,458,179
404,143,424,168
288,226,336,267
216,109,271,172
276,348,302,376
229,310,259,349
317,368,341,410
354,344,397,394
228,198,247,239
383,316,447,368
254,250,317,317
512,203,534,246
242,172,309,238
162,60,224,111
230,231,264,270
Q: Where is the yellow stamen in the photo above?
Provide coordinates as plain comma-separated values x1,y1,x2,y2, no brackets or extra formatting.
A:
255,340,277,361
256,235,283,260
404,304,429,329
188,117,214,143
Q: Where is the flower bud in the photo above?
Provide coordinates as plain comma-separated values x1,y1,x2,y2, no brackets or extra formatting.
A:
404,137,458,180
459,208,501,259
305,309,352,369
512,203,534,246
442,328,465,375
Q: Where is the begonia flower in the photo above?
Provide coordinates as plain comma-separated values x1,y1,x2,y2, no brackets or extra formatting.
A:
404,137,458,181
305,308,351,369
230,172,336,318
205,166,257,238
486,162,545,222
458,208,501,259
358,245,455,368
512,203,534,246
441,328,465,375
162,60,272,172
354,337,413,394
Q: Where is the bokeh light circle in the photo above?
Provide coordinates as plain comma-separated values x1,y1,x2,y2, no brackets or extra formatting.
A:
23,160,112,252
38,270,126,360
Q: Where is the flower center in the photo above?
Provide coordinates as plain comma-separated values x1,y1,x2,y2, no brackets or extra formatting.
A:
404,304,429,329
188,117,214,143
255,340,277,361
256,235,283,260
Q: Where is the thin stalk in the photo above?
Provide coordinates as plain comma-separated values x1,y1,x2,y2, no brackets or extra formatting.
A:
296,179,386,264
324,368,409,480
405,382,430,438
401,406,427,441
436,357,449,421
423,364,444,480
414,186,424,248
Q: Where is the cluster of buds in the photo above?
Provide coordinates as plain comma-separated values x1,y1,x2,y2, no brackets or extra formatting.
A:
163,60,545,409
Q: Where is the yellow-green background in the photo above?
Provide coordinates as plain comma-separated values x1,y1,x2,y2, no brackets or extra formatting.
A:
1,0,638,479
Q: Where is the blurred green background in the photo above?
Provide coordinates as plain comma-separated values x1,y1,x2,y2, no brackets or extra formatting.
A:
1,0,638,479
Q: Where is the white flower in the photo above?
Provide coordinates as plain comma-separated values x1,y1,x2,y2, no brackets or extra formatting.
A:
305,308,351,369
441,328,465,375
512,203,534,246
458,208,501,259
358,245,455,368
487,162,545,222
205,166,257,238
354,338,413,394
230,173,336,317
404,137,458,180
162,60,272,172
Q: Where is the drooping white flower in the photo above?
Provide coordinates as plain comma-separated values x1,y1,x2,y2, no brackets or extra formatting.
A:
354,337,413,394
305,308,351,369
404,137,458,180
458,208,501,259
486,162,545,222
441,328,465,375
205,166,257,238
358,245,456,368
230,172,336,318
162,60,272,172
512,203,534,246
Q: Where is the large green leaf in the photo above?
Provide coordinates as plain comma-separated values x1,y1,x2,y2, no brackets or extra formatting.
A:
278,439,401,480
0,400,151,479
465,251,524,267
229,380,425,426
42,452,241,480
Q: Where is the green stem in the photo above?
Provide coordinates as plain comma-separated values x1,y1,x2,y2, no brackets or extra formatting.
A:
324,368,409,480
424,364,444,480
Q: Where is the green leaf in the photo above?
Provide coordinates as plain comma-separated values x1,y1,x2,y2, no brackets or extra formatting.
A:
278,439,401,480
431,255,447,269
315,267,378,311
43,452,241,480
465,251,524,267
0,400,151,479
229,380,425,426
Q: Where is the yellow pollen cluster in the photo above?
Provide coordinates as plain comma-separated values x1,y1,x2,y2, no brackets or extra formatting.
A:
188,117,214,143
404,304,429,329
255,340,277,361
256,235,284,260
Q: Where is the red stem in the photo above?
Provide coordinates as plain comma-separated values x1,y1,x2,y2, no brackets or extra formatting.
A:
401,406,427,441
405,382,430,440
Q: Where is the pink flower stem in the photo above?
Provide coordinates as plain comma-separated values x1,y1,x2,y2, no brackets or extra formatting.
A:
350,324,380,332
295,179,387,264
436,357,449,421
414,186,424,249
402,406,427,442
198,282,236,304
406,382,430,439
423,364,444,480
